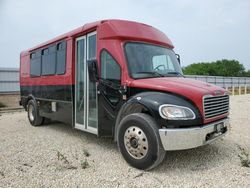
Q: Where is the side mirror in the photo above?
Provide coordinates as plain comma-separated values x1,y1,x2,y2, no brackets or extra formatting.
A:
87,59,98,82
176,54,180,64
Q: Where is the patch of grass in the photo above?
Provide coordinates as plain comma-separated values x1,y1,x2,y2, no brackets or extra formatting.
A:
56,150,77,170
81,159,90,169
56,150,69,164
0,102,6,108
238,146,250,167
83,149,90,157
55,149,91,170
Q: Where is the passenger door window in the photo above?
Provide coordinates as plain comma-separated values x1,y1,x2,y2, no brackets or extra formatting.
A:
87,32,98,130
75,37,85,126
88,35,96,60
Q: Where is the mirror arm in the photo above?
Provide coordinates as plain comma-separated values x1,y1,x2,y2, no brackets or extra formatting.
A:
175,54,180,64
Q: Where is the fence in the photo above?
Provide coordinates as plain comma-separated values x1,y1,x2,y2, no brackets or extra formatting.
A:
0,68,19,93
186,75,250,95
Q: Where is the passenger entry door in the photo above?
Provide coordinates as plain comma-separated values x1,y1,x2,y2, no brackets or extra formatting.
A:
75,32,98,134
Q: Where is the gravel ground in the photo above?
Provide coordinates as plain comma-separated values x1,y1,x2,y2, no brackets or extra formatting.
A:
0,95,250,188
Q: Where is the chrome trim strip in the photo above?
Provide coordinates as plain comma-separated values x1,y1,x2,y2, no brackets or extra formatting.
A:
205,107,229,113
204,102,229,108
204,99,229,104
205,111,229,118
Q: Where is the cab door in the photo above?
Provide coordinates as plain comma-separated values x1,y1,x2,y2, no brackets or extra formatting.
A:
98,50,123,136
75,31,98,134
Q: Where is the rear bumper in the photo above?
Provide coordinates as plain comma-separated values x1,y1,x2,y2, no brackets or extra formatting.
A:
159,118,229,151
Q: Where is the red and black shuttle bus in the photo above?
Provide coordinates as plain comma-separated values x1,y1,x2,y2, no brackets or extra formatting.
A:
20,19,229,170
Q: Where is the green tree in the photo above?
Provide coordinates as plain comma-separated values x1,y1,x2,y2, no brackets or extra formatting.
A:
242,70,250,77
182,59,248,77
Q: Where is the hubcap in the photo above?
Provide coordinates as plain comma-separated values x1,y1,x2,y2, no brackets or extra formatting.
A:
124,126,149,159
28,104,35,121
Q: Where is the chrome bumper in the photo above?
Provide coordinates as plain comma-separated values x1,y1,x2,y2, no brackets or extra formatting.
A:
159,118,229,151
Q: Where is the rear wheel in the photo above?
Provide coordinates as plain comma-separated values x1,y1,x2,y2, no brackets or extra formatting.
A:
117,113,166,170
27,100,44,126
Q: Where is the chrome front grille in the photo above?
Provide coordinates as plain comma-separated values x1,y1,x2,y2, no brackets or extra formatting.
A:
203,95,229,119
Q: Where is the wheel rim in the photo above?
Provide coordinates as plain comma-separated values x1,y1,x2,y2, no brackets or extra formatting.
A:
124,126,149,159
28,104,35,121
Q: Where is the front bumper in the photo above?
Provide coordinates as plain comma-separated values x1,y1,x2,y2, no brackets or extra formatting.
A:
159,118,229,151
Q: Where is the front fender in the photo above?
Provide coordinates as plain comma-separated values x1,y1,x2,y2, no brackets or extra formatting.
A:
114,91,202,141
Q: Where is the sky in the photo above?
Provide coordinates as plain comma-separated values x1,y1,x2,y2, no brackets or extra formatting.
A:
0,0,250,69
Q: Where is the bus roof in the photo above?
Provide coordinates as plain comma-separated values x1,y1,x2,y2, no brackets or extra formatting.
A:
22,19,174,54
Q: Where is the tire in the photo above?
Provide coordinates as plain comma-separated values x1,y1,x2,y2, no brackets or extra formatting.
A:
27,100,44,126
117,113,166,170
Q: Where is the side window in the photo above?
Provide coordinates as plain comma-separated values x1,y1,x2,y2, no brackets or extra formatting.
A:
101,50,121,84
30,51,41,77
56,41,66,74
152,55,174,71
48,45,56,73
42,48,56,75
30,41,66,77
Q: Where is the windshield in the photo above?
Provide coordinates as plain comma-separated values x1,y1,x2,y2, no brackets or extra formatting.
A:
125,42,183,79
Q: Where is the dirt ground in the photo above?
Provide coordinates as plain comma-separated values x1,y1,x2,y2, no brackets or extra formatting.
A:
0,93,20,108
0,95,249,188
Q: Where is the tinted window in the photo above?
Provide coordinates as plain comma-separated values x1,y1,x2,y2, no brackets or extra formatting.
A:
56,41,66,74
31,53,36,59
41,46,57,76
41,48,54,75
42,49,49,55
88,34,96,60
30,51,41,77
49,46,56,73
101,50,121,83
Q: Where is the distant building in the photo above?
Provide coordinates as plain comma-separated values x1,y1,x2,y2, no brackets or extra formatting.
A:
0,67,19,93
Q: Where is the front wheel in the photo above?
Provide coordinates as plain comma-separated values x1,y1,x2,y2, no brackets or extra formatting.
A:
117,113,166,170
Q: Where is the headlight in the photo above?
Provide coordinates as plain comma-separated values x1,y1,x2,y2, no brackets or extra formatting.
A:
159,104,196,120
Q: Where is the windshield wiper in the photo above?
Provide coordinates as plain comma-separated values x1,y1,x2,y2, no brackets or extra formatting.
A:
135,71,165,77
166,71,184,77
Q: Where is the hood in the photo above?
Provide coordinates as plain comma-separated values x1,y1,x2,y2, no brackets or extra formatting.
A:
129,77,227,120
129,77,226,98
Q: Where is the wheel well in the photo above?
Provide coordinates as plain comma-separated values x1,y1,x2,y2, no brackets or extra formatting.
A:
24,96,35,110
114,103,153,142
120,103,152,120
